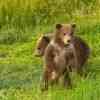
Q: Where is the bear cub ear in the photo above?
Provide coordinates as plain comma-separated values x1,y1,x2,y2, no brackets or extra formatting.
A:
56,24,62,29
43,36,50,42
71,23,76,28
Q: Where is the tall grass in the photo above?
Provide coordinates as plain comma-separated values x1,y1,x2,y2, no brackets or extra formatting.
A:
0,1,100,100
0,0,100,44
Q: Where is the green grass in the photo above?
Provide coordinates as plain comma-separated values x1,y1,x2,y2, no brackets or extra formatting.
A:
0,0,100,99
0,16,100,100
0,0,100,44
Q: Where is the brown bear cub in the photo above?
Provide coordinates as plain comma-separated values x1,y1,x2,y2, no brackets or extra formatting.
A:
41,24,76,91
35,34,53,57
38,24,90,91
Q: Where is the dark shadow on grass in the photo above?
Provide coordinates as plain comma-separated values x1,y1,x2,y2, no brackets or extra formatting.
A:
0,69,42,90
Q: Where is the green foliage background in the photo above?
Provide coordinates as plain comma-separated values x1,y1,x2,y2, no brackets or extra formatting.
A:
0,0,100,100
0,0,99,44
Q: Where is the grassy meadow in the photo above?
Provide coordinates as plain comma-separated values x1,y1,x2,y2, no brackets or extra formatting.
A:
0,0,100,100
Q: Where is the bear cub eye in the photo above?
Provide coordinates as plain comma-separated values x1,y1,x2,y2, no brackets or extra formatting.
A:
64,33,66,35
67,39,71,43
37,47,41,50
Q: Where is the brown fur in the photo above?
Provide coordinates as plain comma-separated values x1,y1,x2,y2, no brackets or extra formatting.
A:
36,33,90,72
35,33,53,56
39,24,90,91
41,24,77,91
